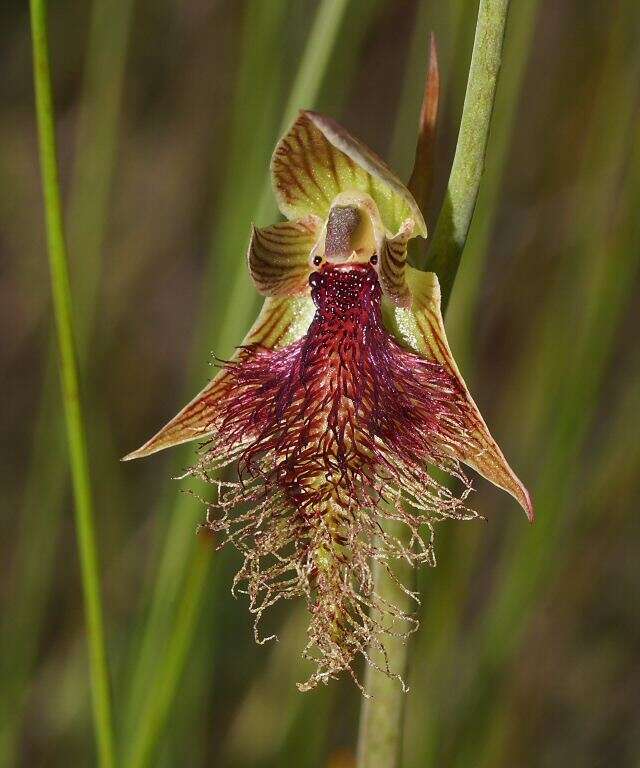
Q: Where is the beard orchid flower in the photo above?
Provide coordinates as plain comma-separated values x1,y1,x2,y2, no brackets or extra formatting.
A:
125,110,532,690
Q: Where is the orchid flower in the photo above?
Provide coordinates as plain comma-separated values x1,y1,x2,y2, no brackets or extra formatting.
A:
125,110,532,690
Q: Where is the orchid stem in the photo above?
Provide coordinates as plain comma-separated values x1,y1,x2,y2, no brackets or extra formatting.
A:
427,0,511,312
29,2,116,766
356,532,416,768
356,2,511,766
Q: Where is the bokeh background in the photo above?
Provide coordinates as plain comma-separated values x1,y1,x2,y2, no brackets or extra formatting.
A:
2,0,640,766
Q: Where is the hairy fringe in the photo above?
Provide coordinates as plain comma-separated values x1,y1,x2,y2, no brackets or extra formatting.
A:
185,265,479,689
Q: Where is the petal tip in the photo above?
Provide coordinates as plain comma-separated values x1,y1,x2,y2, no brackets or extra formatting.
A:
499,472,534,523
121,441,161,462
511,480,534,522
522,487,535,523
121,421,207,463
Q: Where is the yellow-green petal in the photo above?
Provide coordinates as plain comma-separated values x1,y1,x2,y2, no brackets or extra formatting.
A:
271,110,427,238
385,266,533,520
378,219,414,308
123,295,315,460
248,215,321,297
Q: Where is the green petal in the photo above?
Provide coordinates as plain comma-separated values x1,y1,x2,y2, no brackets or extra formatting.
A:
123,295,315,460
271,110,427,238
248,215,322,297
385,266,533,520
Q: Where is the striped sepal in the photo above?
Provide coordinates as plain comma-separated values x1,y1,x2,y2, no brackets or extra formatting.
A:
386,267,533,520
123,296,315,460
248,215,321,296
378,219,413,308
271,110,427,239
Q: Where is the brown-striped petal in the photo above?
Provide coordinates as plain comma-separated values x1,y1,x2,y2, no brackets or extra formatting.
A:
248,215,322,297
377,219,414,308
271,110,427,239
384,266,533,520
122,295,316,460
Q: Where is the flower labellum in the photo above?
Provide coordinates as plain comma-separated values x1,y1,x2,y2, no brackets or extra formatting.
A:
124,110,532,690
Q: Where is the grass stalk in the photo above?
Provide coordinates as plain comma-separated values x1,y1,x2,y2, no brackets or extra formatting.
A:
356,2,511,766
28,1,116,765
67,0,137,340
1,1,134,761
126,545,210,768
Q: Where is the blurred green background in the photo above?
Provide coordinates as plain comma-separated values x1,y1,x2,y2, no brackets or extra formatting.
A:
3,0,640,766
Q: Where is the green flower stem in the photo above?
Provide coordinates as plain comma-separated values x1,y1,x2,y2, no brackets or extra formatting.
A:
356,529,416,768
445,0,540,372
29,2,116,767
426,0,511,311
357,2,511,766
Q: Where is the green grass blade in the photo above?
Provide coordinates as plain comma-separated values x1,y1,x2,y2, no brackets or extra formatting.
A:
28,1,116,765
357,531,416,768
475,351,640,767
0,1,134,761
125,546,210,768
67,0,136,341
